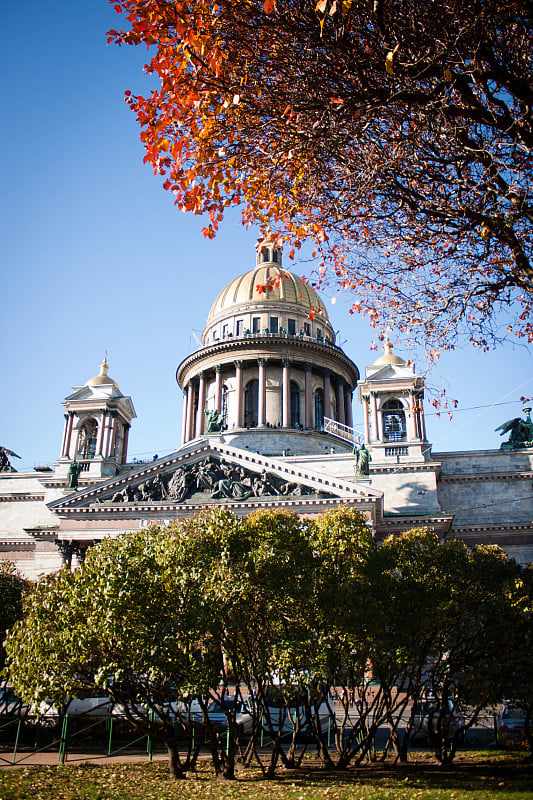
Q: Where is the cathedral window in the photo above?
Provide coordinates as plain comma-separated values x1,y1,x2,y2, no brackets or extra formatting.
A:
304,322,311,336
290,381,301,427
77,419,97,459
252,316,261,333
270,316,279,334
236,319,243,337
315,388,324,428
381,398,406,442
244,380,259,427
287,318,296,335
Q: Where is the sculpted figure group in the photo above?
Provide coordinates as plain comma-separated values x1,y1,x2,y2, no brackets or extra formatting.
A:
106,456,321,505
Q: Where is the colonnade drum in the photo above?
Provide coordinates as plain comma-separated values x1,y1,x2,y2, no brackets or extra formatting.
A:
176,241,360,450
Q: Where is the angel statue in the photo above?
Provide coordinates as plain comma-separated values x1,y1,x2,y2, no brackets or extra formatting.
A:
0,446,21,473
495,408,533,450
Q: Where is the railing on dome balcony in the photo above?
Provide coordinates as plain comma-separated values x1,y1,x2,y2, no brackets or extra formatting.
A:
203,330,344,351
323,417,364,447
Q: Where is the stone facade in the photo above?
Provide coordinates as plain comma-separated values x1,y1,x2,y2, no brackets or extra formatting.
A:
1,241,532,578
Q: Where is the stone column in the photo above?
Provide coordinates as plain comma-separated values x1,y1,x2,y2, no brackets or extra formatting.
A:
215,366,223,413
235,360,244,428
103,414,114,459
181,390,188,445
408,392,418,440
323,370,332,420
345,391,353,429
61,412,74,458
107,412,119,459
336,380,346,425
56,540,74,570
121,423,131,463
371,391,380,442
60,414,69,458
304,366,313,429
418,394,427,441
282,358,291,427
197,372,207,435
96,411,107,456
185,382,195,442
361,395,371,443
258,358,267,426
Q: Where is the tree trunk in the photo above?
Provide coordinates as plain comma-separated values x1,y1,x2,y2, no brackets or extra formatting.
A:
167,744,186,780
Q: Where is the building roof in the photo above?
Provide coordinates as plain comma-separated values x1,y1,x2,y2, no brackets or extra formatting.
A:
207,267,330,322
85,356,120,391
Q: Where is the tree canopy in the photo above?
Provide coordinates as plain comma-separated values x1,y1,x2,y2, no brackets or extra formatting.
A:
109,0,533,350
4,509,532,776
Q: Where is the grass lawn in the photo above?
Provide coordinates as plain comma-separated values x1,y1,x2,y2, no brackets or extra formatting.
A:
0,751,532,800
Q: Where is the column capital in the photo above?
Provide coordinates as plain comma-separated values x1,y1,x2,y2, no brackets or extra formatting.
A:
234,359,243,368
258,357,268,367
282,357,292,367
215,364,224,373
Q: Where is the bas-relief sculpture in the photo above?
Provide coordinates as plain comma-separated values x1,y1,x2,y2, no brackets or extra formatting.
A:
102,456,327,505
496,408,533,451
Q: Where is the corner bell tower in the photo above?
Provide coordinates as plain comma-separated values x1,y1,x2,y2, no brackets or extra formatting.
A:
55,356,136,480
357,341,429,463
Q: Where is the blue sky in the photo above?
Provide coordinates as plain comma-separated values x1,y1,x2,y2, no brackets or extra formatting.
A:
1,0,531,471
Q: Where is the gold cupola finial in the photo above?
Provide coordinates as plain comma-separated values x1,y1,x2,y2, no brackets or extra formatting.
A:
100,352,109,378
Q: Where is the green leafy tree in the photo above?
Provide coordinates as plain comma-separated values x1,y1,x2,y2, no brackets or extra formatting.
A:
3,531,223,779
0,561,28,672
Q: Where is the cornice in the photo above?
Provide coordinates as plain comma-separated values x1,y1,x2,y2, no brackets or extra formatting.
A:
439,471,533,484
450,521,533,535
376,514,454,535
370,462,440,474
0,493,45,502
176,336,359,389
51,496,373,517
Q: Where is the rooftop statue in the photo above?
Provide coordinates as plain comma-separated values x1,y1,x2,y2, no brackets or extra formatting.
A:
354,443,371,477
0,446,21,473
495,408,533,450
67,460,83,490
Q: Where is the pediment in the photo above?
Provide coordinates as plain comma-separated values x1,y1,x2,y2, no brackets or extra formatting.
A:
366,364,414,382
48,439,382,517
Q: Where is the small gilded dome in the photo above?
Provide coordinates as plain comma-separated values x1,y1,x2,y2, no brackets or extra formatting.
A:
207,267,329,322
86,356,120,390
372,340,406,367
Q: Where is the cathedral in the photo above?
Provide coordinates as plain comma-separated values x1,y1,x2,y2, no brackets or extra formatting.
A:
1,238,532,578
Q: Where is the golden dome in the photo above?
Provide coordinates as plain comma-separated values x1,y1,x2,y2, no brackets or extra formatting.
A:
372,340,406,367
207,267,329,322
86,356,120,390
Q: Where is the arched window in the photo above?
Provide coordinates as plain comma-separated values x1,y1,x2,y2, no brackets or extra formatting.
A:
315,388,324,428
381,398,406,442
78,419,98,459
290,381,300,427
244,379,259,427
